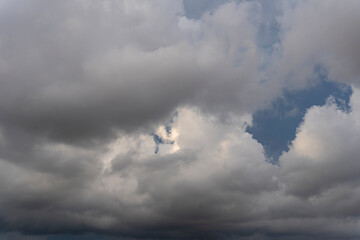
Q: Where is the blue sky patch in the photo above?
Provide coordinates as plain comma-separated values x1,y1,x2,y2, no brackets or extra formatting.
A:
246,80,352,162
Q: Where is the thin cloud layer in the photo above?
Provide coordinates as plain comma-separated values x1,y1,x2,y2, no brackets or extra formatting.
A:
0,0,360,239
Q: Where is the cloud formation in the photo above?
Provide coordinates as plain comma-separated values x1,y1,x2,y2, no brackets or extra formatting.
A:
277,0,360,87
0,0,267,146
0,0,360,239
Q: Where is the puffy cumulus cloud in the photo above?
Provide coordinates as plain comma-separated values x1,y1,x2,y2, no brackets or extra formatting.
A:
0,0,269,146
273,87,360,237
203,88,360,238
274,0,360,88
2,90,360,239
280,87,360,198
0,107,278,238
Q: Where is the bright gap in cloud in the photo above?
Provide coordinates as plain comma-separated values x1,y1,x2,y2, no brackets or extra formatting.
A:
246,79,352,163
152,111,178,154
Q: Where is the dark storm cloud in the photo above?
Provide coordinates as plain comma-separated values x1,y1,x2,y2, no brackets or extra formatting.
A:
0,0,267,146
0,0,360,240
0,0,188,143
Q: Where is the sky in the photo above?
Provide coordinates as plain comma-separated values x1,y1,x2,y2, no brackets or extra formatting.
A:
0,0,360,239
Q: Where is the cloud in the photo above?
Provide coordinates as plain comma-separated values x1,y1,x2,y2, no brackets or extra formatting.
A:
0,106,277,237
274,0,360,88
0,0,269,147
2,87,360,239
0,232,46,240
280,87,360,198
0,0,360,239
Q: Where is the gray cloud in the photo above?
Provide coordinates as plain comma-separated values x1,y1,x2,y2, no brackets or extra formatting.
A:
0,0,360,239
0,0,268,146
273,0,360,89
2,92,360,239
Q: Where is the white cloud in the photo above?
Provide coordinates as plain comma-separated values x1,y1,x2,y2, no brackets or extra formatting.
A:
280,87,360,198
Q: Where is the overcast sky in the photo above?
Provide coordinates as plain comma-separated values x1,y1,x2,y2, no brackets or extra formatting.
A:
0,1,360,239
